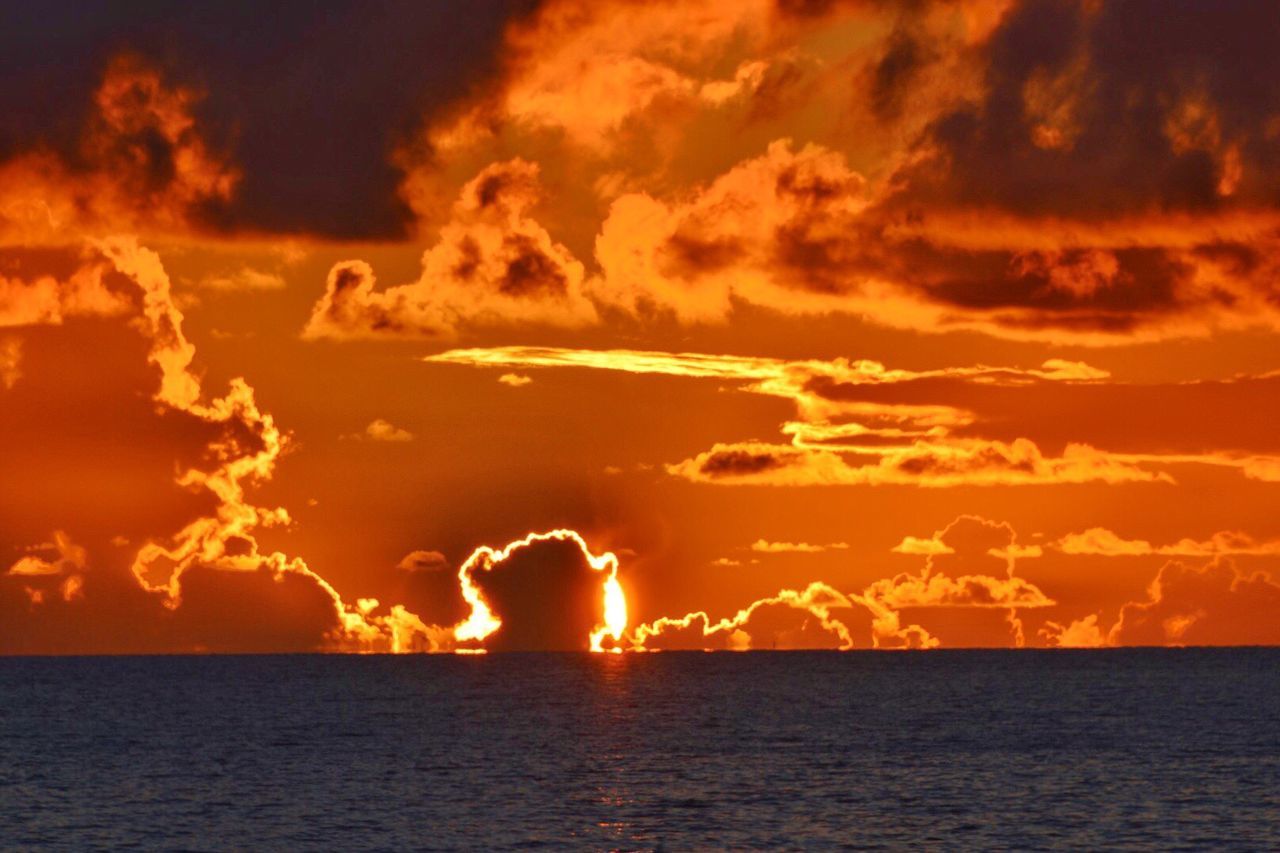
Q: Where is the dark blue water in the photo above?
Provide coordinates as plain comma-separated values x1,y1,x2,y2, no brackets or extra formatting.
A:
2,650,1278,850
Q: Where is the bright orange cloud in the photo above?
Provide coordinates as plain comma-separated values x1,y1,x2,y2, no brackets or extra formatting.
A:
427,344,1280,489
631,515,1052,651
304,160,594,339
363,0,1280,342
357,419,415,443
1054,527,1280,558
629,582,861,652
750,539,848,553
0,264,133,328
7,531,87,577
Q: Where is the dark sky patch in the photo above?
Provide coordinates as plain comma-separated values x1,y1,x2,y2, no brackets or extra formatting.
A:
0,0,541,239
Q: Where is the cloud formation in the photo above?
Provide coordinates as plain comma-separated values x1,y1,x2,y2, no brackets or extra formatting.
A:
631,515,1052,651
1108,559,1280,647
669,438,1164,488
450,529,627,653
319,0,1280,343
629,582,862,652
1041,525,1280,648
359,419,415,443
750,539,848,554
397,550,449,573
1054,527,1280,558
304,161,595,339
429,345,1194,488
0,55,237,246
0,4,535,238
1,264,133,328
7,531,87,577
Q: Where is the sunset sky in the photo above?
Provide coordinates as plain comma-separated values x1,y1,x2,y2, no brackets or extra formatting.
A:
4,0,1280,654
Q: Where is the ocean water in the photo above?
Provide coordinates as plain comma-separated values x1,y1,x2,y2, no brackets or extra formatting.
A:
2,649,1278,850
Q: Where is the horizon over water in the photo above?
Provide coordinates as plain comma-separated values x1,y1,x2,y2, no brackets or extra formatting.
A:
3,648,1278,849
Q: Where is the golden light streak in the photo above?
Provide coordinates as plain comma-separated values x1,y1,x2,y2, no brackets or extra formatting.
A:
425,346,1108,388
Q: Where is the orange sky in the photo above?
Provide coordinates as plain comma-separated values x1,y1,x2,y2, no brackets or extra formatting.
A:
3,0,1280,653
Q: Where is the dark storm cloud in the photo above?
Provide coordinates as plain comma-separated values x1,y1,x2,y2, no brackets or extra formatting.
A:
897,0,1280,215
469,538,608,652
0,0,540,239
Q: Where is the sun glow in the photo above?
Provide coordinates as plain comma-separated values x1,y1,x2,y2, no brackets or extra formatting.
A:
592,574,629,653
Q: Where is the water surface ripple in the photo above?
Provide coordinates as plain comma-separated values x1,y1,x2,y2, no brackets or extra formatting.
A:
2,649,1278,849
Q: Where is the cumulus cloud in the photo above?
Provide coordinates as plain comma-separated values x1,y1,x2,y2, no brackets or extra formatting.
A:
359,418,415,443
382,0,1280,343
892,535,955,556
0,54,237,246
0,264,134,328
863,570,1051,611
1040,548,1280,649
1039,614,1106,649
1108,559,1280,647
632,515,1052,651
450,529,627,653
400,0,835,215
303,160,596,339
592,140,877,322
630,582,863,652
1054,527,1280,558
856,2,1280,342
396,550,448,572
402,0,990,220
586,131,1280,341
858,516,1052,649
311,3,1009,339
497,373,532,387
750,539,848,553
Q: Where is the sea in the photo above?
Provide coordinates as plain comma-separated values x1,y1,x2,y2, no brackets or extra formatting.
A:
2,649,1277,850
